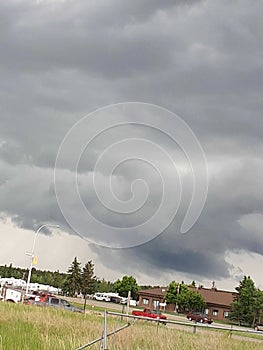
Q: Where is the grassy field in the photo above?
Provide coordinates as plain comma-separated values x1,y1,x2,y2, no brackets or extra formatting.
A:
0,302,262,350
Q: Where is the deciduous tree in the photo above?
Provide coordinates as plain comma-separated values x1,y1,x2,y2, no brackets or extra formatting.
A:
114,275,139,299
165,281,205,312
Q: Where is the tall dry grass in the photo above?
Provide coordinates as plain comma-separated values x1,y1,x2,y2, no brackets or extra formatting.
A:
0,302,262,350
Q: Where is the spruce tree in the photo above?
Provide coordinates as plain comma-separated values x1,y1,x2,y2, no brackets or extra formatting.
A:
63,257,82,297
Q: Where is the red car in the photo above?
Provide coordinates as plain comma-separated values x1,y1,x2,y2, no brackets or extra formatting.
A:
187,312,213,324
132,308,167,323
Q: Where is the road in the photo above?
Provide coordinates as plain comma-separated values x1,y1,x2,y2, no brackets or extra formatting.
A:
64,296,129,312
63,296,262,336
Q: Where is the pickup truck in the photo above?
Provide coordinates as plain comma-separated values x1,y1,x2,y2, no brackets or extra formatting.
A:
25,294,83,313
0,287,22,303
132,308,167,323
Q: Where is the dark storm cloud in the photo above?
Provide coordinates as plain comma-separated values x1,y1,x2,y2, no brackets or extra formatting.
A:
92,156,263,282
0,0,263,281
0,0,199,76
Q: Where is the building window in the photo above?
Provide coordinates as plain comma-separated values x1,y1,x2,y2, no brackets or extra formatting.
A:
204,308,209,315
142,298,149,305
212,310,218,316
153,300,159,308
223,311,229,318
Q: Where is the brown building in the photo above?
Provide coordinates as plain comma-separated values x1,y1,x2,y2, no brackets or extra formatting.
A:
195,286,235,320
138,287,167,310
138,285,236,321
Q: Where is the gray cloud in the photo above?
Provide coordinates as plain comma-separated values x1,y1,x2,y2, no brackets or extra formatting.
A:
0,0,263,284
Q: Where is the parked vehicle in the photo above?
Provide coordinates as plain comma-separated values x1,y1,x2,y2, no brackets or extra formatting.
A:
92,292,137,306
25,294,83,313
129,299,137,307
132,308,167,322
120,298,137,307
93,292,125,302
110,296,126,304
186,311,213,324
93,292,111,302
0,287,22,303
254,323,263,331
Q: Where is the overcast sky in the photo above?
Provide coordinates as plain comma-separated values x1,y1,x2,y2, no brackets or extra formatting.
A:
1,0,263,291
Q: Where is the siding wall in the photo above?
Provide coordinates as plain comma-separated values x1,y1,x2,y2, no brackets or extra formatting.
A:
138,294,231,321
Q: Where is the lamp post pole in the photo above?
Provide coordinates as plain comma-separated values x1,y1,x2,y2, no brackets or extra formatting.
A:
25,224,59,296
175,283,180,313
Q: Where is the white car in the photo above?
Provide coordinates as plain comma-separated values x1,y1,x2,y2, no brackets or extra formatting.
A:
254,323,263,331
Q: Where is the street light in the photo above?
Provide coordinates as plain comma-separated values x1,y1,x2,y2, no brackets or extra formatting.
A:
25,224,60,296
175,283,181,313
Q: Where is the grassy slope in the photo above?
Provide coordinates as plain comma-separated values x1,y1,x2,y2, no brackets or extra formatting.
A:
0,303,262,350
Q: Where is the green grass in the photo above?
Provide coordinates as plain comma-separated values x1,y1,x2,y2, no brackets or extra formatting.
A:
232,331,263,341
0,302,262,350
0,303,103,350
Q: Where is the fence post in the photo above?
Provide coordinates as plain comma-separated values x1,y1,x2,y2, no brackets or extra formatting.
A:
193,320,197,334
121,303,125,321
156,317,160,333
228,324,233,338
103,310,108,350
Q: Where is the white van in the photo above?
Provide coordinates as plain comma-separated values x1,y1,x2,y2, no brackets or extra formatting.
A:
93,293,111,302
120,298,137,306
129,299,137,307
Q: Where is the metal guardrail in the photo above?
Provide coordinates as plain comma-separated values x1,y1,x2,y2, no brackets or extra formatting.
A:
107,311,263,337
76,310,132,350
76,323,131,350
76,310,263,349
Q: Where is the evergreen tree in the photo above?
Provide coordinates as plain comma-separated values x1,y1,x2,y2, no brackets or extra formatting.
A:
254,289,263,323
81,260,95,311
63,257,82,296
229,276,259,326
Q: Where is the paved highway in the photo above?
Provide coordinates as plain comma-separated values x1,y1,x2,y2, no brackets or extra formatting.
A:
64,296,129,311
63,296,262,336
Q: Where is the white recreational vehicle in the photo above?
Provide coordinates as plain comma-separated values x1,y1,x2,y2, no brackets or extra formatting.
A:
92,292,137,305
93,292,117,302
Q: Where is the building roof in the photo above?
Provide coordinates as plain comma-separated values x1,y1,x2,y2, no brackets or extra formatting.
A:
138,286,236,308
139,287,167,298
193,287,236,307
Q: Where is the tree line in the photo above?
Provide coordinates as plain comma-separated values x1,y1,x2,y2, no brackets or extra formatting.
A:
62,258,139,301
0,263,67,288
1,260,262,325
0,259,139,300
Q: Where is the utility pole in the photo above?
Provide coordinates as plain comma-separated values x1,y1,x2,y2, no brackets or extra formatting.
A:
103,310,108,350
126,290,131,315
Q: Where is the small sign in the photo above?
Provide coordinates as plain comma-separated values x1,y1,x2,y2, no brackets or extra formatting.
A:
32,255,38,265
159,302,167,307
